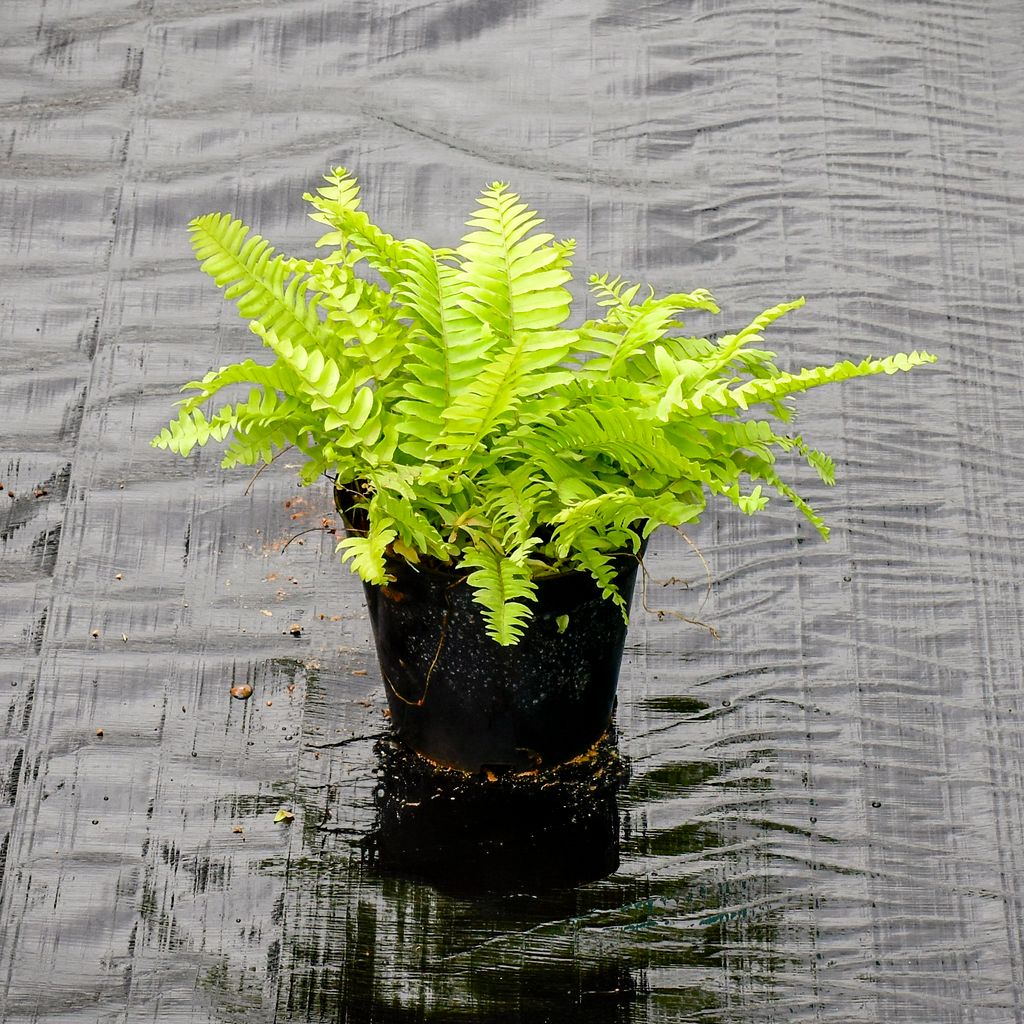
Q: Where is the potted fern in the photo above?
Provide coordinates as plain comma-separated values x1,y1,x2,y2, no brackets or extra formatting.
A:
153,168,935,773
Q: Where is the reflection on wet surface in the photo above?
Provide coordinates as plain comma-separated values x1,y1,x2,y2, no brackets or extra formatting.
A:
364,734,626,895
278,674,780,1022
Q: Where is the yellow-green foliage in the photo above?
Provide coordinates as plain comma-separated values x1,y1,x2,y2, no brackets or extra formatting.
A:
153,169,937,644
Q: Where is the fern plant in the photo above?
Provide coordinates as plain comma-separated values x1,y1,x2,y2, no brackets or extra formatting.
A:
153,168,936,645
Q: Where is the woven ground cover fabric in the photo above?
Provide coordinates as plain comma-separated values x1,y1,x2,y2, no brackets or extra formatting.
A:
1,1,1023,1021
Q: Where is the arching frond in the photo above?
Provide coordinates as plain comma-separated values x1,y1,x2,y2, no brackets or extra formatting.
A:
188,213,326,350
659,350,937,419
303,167,408,285
456,182,575,338
459,544,538,646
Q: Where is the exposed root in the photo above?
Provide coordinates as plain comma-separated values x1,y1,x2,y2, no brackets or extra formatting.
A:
380,603,450,708
639,527,721,641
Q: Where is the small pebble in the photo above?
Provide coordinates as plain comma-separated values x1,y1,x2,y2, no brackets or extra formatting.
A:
230,685,253,700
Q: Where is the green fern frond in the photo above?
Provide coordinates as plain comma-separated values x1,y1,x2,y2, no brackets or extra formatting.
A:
460,543,538,646
551,488,703,557
588,273,646,308
578,287,720,378
248,323,356,419
188,213,326,351
303,167,408,285
366,486,453,563
731,453,830,539
337,513,398,586
176,358,301,415
532,405,712,483
659,350,937,419
565,537,634,617
702,418,788,463
307,260,389,343
720,424,835,485
153,388,317,467
433,326,576,461
795,439,835,486
472,470,555,551
151,406,232,457
698,298,805,380
391,239,497,458
715,480,769,515
220,392,319,467
456,182,575,338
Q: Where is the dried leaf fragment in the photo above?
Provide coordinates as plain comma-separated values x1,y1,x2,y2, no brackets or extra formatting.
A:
274,808,294,824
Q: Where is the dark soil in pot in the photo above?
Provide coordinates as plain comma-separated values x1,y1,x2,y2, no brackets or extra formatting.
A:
335,483,644,774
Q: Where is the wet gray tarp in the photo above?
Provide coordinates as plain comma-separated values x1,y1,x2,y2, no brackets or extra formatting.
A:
2,0,1023,1020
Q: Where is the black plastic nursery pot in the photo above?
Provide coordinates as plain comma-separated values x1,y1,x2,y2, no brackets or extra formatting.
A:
336,485,643,774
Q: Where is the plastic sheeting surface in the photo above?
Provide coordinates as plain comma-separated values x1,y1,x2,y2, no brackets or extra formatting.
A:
2,1,1023,1021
